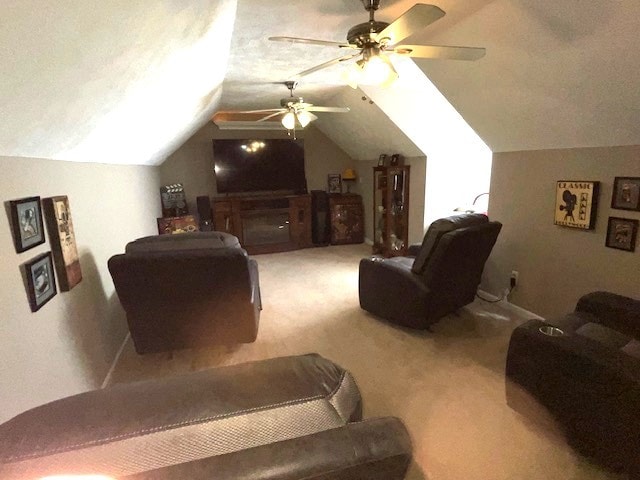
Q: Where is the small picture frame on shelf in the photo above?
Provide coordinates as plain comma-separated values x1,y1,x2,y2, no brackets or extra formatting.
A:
378,154,388,166
605,217,638,252
8,196,46,253
24,252,57,312
390,154,402,166
611,177,640,211
327,173,342,194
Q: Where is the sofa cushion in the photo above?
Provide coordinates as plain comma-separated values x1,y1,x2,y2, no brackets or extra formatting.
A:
0,354,361,479
125,231,240,253
411,214,488,274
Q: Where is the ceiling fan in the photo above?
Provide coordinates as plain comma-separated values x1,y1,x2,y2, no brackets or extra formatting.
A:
219,81,350,135
269,0,486,88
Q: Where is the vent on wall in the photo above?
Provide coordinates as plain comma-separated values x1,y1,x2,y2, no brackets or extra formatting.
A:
212,111,284,130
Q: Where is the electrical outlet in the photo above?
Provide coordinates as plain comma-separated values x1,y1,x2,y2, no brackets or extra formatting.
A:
510,270,519,288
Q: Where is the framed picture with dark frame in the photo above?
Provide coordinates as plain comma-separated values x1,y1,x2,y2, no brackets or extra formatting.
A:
611,177,640,211
605,217,638,252
8,196,46,253
378,154,388,166
327,173,342,194
24,252,57,312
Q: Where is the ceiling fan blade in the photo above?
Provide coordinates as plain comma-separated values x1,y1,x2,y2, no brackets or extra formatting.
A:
269,36,356,49
307,112,318,122
306,106,351,113
257,111,285,122
292,52,361,80
393,44,486,61
376,4,446,46
233,108,283,114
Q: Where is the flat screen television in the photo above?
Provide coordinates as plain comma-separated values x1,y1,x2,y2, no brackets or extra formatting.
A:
213,139,306,194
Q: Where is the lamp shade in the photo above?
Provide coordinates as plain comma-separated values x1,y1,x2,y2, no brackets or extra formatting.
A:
342,168,357,180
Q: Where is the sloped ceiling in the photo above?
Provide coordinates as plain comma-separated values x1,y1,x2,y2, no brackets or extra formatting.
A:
1,0,639,165
0,0,237,165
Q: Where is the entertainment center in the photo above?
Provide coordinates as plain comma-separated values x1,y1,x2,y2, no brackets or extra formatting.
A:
209,137,362,254
213,194,312,255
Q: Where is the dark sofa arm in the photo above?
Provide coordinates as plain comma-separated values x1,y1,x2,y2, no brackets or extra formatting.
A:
124,417,412,480
407,244,421,257
576,292,640,339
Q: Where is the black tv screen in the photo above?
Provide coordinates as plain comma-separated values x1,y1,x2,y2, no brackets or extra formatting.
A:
213,139,306,194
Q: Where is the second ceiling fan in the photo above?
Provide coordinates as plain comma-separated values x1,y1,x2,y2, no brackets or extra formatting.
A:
269,1,486,87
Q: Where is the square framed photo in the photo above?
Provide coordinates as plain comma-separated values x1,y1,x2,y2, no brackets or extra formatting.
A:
327,173,342,194
605,217,638,252
24,252,57,312
8,196,46,253
554,180,599,230
611,177,640,211
43,196,82,291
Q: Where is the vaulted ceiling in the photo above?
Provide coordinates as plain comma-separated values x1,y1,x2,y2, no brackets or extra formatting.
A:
1,0,639,165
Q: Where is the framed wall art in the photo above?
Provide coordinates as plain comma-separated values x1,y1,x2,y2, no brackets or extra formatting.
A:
554,180,600,230
327,174,342,194
43,196,82,291
611,177,640,211
8,196,46,253
605,217,638,252
157,215,199,235
24,252,57,312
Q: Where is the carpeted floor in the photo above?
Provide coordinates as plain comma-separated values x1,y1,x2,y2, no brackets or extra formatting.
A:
110,244,622,480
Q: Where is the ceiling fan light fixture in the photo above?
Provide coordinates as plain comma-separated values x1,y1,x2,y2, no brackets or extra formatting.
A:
281,111,296,130
342,59,365,89
296,110,312,127
360,54,398,87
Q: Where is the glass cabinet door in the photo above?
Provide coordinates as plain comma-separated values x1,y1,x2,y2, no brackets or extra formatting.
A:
372,165,410,257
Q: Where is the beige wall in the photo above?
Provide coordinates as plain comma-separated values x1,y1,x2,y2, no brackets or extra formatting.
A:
0,156,160,422
159,122,356,213
485,146,640,318
359,156,427,246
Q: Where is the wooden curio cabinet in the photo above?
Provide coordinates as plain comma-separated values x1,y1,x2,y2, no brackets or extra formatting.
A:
372,165,410,257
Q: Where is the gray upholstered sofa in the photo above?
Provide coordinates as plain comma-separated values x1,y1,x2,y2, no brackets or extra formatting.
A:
0,354,412,480
108,231,261,353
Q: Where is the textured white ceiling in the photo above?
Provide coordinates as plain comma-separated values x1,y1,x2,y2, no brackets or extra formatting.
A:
1,0,638,165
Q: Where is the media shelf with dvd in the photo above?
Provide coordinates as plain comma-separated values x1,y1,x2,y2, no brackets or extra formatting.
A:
212,194,312,255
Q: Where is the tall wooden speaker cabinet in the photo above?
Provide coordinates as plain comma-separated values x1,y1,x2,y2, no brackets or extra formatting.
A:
372,165,410,257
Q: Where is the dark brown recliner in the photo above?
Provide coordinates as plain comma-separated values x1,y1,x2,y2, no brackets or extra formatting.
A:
0,354,412,480
108,231,261,354
359,214,502,329
506,292,640,475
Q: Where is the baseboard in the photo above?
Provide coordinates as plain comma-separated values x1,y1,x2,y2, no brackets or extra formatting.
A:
101,332,130,389
477,289,544,320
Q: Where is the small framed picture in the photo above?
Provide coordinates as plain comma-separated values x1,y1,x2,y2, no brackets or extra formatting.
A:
378,154,388,166
8,196,46,253
24,252,57,312
611,177,640,211
605,217,638,252
390,154,401,166
43,196,82,291
327,173,342,194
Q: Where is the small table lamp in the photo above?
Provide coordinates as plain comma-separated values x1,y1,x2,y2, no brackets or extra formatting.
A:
342,168,357,193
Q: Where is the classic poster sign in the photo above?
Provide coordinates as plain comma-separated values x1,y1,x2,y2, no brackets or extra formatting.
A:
554,180,599,230
43,196,82,291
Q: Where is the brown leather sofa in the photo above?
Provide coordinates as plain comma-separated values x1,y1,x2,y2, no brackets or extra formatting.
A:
0,354,412,480
359,214,502,329
506,292,640,475
108,231,261,354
